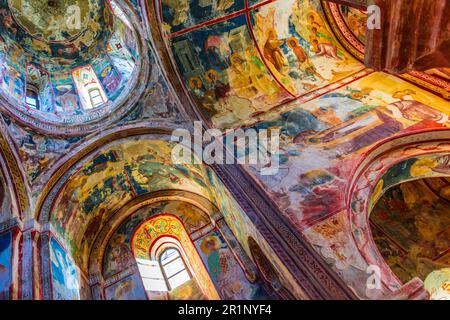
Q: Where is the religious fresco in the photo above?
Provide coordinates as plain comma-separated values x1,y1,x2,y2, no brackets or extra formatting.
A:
369,155,450,210
51,73,81,114
248,0,363,95
132,215,218,299
0,231,12,300
103,213,219,300
204,167,306,298
49,237,80,300
0,0,142,131
338,5,366,44
102,204,210,279
122,49,185,121
370,179,450,284
2,0,114,71
161,0,365,129
102,209,269,300
50,140,211,271
6,44,184,186
0,173,12,224
0,0,449,302
104,273,147,300
195,230,269,300
4,117,82,183
161,0,244,34
92,55,122,101
244,72,450,229
25,65,54,112
0,49,25,102
424,268,450,300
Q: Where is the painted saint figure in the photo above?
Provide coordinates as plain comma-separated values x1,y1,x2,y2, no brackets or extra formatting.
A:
287,37,325,81
264,30,288,73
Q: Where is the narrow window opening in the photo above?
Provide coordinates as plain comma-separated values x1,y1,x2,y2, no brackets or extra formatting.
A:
89,88,104,107
26,85,40,109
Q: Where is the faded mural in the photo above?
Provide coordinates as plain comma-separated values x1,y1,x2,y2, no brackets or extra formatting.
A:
0,0,449,301
163,0,364,129
50,237,80,300
371,178,450,283
0,231,12,300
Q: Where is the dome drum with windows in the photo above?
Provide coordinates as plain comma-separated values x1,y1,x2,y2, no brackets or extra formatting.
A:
0,0,146,134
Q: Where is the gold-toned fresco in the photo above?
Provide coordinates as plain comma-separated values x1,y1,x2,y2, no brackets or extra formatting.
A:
246,72,450,228
9,0,94,42
50,140,211,271
102,209,216,300
338,5,366,44
1,0,114,70
163,0,365,129
371,178,450,284
131,215,219,300
2,0,450,302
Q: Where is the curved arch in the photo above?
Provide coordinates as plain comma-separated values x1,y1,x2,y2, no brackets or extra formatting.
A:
88,190,222,278
346,128,450,291
0,124,30,220
130,214,220,299
321,0,365,61
34,123,190,222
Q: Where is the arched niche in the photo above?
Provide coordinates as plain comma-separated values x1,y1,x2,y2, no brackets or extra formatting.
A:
34,128,277,300
370,177,450,296
346,128,450,298
0,126,32,300
105,213,219,300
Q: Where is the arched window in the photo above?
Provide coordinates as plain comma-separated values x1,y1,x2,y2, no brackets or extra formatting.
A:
88,88,104,108
159,248,191,291
26,85,39,109
136,247,191,293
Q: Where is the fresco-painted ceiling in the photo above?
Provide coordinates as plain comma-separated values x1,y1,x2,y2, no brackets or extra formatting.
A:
371,178,450,284
2,0,113,71
46,139,211,271
11,0,95,42
338,4,366,44
158,0,367,129
151,0,450,299
0,0,141,132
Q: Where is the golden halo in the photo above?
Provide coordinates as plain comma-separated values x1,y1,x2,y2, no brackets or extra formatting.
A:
307,13,317,22
200,236,220,254
230,53,244,66
205,69,219,83
189,76,203,89
287,37,299,49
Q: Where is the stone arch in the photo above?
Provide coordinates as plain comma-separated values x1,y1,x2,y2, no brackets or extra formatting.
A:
33,125,264,299
0,124,30,222
346,128,450,295
88,190,222,279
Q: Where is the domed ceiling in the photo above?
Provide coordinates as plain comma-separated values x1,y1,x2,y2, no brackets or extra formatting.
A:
0,0,145,134
2,0,113,71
